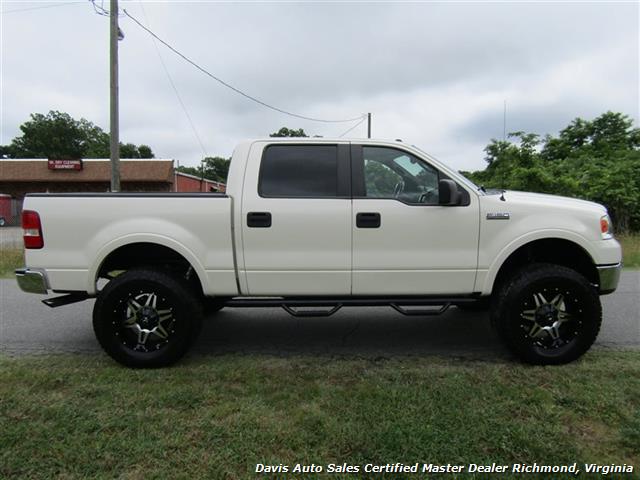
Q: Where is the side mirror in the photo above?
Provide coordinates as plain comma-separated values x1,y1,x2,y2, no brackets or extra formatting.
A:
438,179,460,206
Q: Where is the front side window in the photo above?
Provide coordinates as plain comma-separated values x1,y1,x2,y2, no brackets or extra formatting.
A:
362,147,439,204
259,145,338,197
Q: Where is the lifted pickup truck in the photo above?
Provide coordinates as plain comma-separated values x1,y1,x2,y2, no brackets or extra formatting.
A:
16,139,622,367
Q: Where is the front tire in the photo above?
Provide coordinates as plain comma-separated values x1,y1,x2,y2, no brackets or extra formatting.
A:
93,268,203,368
491,263,602,365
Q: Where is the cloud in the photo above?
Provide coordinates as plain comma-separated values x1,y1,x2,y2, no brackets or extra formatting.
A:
1,1,637,171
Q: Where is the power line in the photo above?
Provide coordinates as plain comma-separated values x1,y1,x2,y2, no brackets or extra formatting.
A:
89,0,109,16
123,9,366,124
339,116,366,137
138,2,208,158
1,1,83,14
88,0,124,17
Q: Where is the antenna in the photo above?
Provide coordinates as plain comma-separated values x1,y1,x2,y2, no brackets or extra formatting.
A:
503,99,507,142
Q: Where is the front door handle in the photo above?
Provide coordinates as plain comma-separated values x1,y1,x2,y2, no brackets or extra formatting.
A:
247,212,272,228
356,212,381,228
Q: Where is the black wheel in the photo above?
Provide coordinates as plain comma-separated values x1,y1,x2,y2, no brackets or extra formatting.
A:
93,268,203,368
491,263,602,365
0,217,5,227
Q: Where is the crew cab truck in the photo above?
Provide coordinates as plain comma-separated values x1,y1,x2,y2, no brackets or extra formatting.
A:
16,139,622,367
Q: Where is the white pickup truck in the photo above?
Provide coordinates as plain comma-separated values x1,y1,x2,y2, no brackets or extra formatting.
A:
16,139,622,367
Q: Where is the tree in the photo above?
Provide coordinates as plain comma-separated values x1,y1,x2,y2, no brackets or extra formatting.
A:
176,156,231,183
465,112,640,231
202,156,230,182
269,127,308,137
120,143,155,159
1,111,155,159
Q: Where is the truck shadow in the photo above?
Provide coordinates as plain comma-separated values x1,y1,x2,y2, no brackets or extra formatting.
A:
193,306,511,361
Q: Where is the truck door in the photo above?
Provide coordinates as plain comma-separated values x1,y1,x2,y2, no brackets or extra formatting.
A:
240,142,352,295
351,145,479,295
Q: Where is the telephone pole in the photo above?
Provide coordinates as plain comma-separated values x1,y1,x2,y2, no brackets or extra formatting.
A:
367,112,371,138
110,0,121,192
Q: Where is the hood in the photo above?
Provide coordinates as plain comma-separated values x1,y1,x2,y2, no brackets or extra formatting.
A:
495,190,607,214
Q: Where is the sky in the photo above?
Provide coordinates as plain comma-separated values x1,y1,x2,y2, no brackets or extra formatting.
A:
1,1,638,171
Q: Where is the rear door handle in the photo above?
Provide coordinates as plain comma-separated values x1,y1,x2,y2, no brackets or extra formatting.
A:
356,212,381,228
247,212,272,228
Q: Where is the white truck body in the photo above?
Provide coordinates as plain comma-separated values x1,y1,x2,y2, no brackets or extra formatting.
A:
20,138,621,297
16,138,622,367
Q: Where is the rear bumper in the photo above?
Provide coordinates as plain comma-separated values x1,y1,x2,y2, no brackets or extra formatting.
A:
597,263,622,295
15,268,49,294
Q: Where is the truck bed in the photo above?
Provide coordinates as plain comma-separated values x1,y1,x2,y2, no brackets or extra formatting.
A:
22,193,238,296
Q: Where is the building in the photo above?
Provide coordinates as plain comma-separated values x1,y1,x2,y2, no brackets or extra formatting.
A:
0,159,225,225
174,171,226,193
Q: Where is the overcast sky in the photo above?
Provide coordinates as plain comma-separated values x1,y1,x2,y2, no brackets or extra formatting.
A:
1,1,638,170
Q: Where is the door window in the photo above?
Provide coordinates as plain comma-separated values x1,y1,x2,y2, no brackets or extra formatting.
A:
362,147,440,204
259,145,338,197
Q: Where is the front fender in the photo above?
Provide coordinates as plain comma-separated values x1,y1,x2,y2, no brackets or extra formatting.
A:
478,229,597,295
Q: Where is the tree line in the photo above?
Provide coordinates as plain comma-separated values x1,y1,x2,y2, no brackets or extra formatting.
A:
1,111,154,159
2,111,637,231
461,112,639,232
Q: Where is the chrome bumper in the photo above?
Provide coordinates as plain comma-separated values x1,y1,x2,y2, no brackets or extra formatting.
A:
597,262,622,295
15,268,48,294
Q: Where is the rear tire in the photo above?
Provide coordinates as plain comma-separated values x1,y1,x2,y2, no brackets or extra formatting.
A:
491,263,601,365
93,268,203,368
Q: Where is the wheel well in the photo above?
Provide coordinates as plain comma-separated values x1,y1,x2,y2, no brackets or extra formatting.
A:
97,243,203,295
492,238,598,294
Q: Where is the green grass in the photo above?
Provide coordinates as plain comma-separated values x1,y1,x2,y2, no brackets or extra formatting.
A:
620,234,640,268
0,248,23,278
1,352,639,479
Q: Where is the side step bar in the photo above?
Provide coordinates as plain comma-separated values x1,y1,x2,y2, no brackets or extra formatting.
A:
42,293,90,308
224,296,478,318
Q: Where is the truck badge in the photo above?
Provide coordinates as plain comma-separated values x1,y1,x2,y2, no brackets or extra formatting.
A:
487,213,510,220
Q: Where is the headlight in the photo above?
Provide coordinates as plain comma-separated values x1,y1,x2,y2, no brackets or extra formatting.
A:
600,214,613,239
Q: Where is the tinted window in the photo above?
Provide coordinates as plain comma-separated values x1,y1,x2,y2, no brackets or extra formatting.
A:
362,147,440,204
259,145,338,197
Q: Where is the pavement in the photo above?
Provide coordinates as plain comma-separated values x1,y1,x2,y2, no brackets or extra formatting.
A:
0,272,638,359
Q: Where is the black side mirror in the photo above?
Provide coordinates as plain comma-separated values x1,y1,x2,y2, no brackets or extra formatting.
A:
438,179,460,206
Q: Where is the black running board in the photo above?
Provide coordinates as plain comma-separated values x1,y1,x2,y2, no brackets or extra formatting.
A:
42,293,90,308
224,296,476,318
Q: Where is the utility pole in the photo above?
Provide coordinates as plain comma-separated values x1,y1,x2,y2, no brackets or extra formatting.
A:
367,112,371,139
110,0,121,192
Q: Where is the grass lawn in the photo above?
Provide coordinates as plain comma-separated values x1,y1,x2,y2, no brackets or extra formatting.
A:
619,234,640,268
0,248,23,278
1,352,639,479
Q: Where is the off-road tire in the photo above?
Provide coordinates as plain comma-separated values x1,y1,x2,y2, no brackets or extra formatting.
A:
491,263,601,365
93,268,203,368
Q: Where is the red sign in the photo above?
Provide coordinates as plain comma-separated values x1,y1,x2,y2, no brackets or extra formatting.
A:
48,159,83,171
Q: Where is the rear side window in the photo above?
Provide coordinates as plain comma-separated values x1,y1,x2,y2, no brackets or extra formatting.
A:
259,145,338,197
